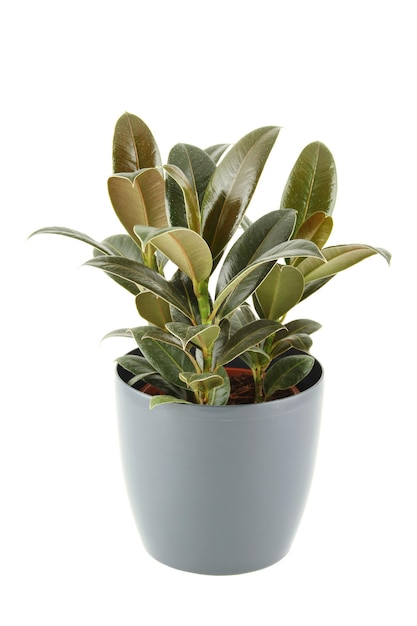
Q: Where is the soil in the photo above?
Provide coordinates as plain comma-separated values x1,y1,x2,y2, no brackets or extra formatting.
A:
141,368,298,405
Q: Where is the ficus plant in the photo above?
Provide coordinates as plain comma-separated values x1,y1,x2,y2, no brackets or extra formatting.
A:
30,113,390,407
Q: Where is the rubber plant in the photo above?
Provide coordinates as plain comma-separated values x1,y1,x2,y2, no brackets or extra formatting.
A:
30,112,391,407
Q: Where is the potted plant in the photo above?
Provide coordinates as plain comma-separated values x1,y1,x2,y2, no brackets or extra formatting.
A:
30,112,390,575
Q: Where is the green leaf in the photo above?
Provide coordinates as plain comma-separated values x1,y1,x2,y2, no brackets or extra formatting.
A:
213,239,325,319
28,226,117,256
108,169,168,241
135,292,172,327
134,226,212,284
215,320,283,367
208,365,231,405
179,371,225,394
284,319,322,335
295,211,333,247
169,270,201,324
163,163,201,233
298,244,391,283
142,326,184,348
201,126,281,263
228,305,257,335
254,264,304,320
166,144,216,230
93,233,144,295
165,322,220,350
112,112,162,173
84,256,192,318
270,333,313,359
204,144,229,163
216,209,297,297
116,354,157,379
137,334,195,389
101,327,134,340
264,354,315,398
281,141,337,234
150,395,193,409
95,233,143,261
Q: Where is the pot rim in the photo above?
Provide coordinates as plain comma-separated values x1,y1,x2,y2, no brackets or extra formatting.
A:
115,350,324,420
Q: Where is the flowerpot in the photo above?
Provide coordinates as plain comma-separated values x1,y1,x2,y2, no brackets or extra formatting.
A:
115,356,324,575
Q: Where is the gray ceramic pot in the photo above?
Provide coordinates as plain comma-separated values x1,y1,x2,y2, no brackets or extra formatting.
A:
115,356,324,575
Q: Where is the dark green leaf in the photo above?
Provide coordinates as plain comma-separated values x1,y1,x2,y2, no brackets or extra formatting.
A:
216,210,297,296
264,354,315,398
201,126,281,263
28,226,117,255
284,319,322,335
116,354,157,379
214,239,325,319
165,322,220,350
204,144,229,163
216,320,283,367
84,256,192,318
94,234,144,295
166,144,216,229
281,141,337,234
138,335,195,389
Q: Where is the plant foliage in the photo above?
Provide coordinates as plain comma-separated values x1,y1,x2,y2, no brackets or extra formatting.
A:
30,113,391,406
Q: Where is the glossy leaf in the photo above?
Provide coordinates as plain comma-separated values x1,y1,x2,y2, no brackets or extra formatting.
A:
295,211,333,248
112,112,162,173
163,163,201,232
137,335,195,389
134,225,212,284
108,169,168,240
281,142,337,234
213,239,325,319
116,354,157,381
270,333,313,359
179,371,225,394
208,365,231,405
298,244,391,283
215,320,283,367
264,354,315,398
254,264,304,320
201,126,281,263
29,226,117,256
166,144,216,230
204,143,229,163
165,322,220,350
84,256,192,318
284,319,322,335
93,233,144,295
216,210,297,297
169,270,201,324
228,305,257,335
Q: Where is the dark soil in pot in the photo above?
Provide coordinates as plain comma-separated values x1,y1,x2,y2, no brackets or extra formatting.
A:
140,366,298,405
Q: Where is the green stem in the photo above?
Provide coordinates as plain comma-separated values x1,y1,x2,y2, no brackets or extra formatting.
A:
196,279,211,324
253,366,265,403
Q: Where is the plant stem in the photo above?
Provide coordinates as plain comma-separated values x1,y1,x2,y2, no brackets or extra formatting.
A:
253,366,265,403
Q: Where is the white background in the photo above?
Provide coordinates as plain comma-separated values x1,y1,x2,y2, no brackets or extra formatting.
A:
1,1,415,624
